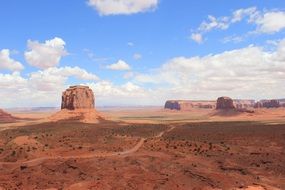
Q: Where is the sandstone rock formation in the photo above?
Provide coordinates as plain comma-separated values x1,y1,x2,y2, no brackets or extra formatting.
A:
254,99,280,108
0,109,17,123
61,86,95,110
164,100,215,111
164,100,191,111
234,99,255,109
253,102,263,108
262,100,280,108
50,85,104,123
216,97,235,110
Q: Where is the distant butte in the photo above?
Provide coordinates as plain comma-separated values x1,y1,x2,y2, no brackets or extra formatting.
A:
164,100,215,111
216,96,235,110
50,85,104,123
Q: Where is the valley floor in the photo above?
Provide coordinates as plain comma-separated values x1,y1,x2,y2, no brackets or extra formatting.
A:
0,118,284,189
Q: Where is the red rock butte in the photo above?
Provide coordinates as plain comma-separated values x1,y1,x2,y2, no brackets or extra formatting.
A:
216,96,235,109
61,85,95,110
50,85,104,123
164,100,215,111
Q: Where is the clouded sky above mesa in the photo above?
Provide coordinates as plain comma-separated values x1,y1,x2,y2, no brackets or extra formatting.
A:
0,0,285,107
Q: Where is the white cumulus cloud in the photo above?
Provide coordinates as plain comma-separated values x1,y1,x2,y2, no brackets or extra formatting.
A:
87,0,159,15
25,37,67,69
87,81,154,106
0,49,24,71
106,60,131,70
192,7,285,43
135,39,285,100
0,66,99,107
255,11,285,34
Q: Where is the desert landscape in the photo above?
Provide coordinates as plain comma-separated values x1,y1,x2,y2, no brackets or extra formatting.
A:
1,1,285,189
0,86,284,190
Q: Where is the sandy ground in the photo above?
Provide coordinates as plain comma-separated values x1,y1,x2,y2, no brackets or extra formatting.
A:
100,107,285,124
5,107,285,125
0,107,284,189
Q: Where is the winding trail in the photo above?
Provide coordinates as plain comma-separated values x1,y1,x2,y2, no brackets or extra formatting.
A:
0,125,176,168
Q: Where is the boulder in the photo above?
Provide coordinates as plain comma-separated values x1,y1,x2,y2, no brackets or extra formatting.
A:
216,97,235,110
61,85,95,110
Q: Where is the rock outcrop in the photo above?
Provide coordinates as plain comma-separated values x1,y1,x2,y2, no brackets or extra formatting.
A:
216,97,235,110
164,100,191,111
164,100,215,111
253,102,263,108
50,85,104,123
254,99,280,108
0,109,17,123
61,86,95,110
234,99,255,109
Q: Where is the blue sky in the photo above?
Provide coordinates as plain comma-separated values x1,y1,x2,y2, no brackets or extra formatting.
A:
0,0,285,107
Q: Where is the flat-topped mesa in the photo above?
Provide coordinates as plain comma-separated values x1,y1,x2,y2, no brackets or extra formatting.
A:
164,100,215,110
254,99,280,108
233,99,255,109
216,96,235,110
164,100,191,110
61,85,95,110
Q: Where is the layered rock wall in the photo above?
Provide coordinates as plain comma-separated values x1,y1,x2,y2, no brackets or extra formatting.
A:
254,99,280,108
61,86,95,110
164,100,215,110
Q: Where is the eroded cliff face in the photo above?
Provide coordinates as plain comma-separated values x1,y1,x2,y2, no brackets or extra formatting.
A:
164,100,215,110
254,99,280,108
50,85,103,123
61,86,95,110
216,97,235,110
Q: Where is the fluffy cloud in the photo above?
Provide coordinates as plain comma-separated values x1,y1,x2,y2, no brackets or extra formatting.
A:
0,49,24,71
191,33,203,44
106,60,131,70
198,15,229,32
0,66,99,107
135,39,285,100
231,7,258,23
191,7,285,43
29,67,99,92
2,39,285,107
87,0,159,16
25,37,67,69
87,81,156,106
0,72,27,90
0,36,101,108
255,11,285,34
